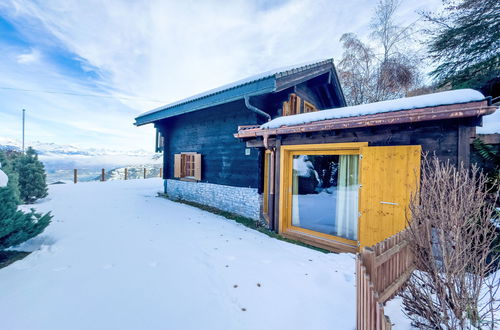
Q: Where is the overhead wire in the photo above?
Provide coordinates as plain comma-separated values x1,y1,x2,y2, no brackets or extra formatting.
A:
0,86,166,103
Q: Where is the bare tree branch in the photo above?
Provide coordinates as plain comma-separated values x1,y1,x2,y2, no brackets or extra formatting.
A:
400,156,499,329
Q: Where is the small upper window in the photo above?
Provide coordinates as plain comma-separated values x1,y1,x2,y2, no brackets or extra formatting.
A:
304,100,317,113
283,94,317,116
155,129,164,152
174,153,201,181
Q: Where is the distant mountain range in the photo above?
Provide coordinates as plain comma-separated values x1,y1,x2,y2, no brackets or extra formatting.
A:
0,137,162,183
0,137,158,158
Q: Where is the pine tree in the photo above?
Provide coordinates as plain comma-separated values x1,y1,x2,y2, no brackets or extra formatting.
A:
0,151,51,250
15,147,48,204
424,0,500,96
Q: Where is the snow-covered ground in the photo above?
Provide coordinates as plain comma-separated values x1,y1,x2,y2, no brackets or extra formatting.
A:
0,179,359,330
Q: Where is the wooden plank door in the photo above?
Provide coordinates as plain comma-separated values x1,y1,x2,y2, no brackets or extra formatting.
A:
358,145,421,248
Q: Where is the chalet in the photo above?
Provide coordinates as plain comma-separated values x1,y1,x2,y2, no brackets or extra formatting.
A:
235,89,497,252
135,59,345,220
135,59,497,252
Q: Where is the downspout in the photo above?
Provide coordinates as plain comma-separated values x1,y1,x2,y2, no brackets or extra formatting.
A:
244,95,275,229
244,95,271,122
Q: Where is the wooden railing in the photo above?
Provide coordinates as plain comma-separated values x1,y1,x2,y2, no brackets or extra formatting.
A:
72,167,163,183
356,230,414,330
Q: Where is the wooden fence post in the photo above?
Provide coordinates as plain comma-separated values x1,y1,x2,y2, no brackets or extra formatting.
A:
159,167,162,179
101,168,105,181
357,230,414,329
143,168,146,179
362,247,376,281
124,168,128,180
73,169,77,184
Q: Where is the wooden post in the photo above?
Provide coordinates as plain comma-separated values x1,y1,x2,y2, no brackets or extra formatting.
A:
458,125,472,169
101,168,105,181
73,169,77,184
159,167,163,179
273,137,282,232
362,247,376,282
143,168,146,179
124,168,128,180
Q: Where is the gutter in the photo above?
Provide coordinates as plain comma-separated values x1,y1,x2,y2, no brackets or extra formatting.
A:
244,95,271,122
235,101,496,139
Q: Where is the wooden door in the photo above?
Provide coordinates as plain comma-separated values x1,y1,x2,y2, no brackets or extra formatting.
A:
358,145,421,248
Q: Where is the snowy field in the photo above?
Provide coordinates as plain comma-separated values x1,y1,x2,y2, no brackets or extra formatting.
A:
0,178,361,330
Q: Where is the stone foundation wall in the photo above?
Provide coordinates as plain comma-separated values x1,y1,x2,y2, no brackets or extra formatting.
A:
165,179,260,220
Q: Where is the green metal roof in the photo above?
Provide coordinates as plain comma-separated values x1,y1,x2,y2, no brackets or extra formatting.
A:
134,59,334,126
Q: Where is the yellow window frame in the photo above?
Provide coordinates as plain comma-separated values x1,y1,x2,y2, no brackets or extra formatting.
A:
278,142,368,248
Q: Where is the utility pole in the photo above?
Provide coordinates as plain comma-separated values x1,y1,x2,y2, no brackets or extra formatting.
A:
22,108,25,152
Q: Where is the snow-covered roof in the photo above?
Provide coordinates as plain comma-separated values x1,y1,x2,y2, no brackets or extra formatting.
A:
261,89,486,129
135,59,336,125
477,105,500,134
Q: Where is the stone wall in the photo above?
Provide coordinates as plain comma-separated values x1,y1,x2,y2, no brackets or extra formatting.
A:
165,179,260,220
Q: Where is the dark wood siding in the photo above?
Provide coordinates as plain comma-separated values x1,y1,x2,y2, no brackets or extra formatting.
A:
248,118,476,167
158,99,261,188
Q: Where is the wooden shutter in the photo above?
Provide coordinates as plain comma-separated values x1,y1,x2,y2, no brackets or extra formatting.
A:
293,94,301,114
283,101,291,116
283,94,302,116
194,153,202,181
174,154,182,178
288,94,301,115
358,145,421,248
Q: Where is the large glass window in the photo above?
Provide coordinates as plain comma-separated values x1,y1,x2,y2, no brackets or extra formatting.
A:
291,154,359,241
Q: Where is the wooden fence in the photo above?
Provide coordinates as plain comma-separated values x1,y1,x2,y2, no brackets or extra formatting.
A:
73,167,163,184
357,230,414,330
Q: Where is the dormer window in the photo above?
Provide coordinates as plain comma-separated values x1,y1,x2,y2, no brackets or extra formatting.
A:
283,94,317,116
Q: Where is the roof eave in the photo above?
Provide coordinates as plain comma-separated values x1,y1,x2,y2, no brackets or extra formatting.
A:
135,77,277,126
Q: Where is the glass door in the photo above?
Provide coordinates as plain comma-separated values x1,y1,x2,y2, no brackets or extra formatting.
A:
290,152,359,241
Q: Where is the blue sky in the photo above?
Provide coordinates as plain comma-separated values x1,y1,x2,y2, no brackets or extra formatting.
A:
0,0,443,151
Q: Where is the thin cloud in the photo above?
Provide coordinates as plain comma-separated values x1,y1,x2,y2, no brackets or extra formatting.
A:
0,0,443,150
16,48,40,64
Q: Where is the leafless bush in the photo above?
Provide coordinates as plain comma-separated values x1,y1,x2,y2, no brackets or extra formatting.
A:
401,157,499,329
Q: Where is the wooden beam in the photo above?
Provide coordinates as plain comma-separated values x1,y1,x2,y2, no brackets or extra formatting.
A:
378,266,415,303
476,133,500,144
246,138,276,148
375,240,409,267
458,125,472,168
282,230,358,253
273,137,282,233
275,63,332,91
323,84,336,107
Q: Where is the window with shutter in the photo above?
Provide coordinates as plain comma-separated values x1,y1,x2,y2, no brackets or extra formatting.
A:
282,94,316,116
174,153,202,181
155,129,164,152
